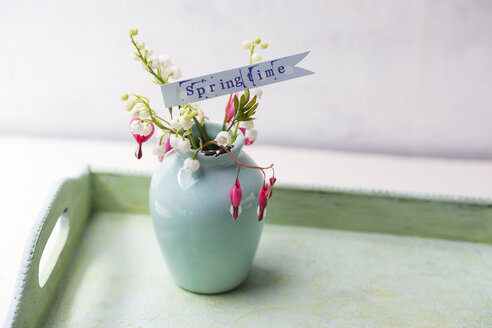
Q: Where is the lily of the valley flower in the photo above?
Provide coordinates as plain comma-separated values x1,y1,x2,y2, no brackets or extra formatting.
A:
170,117,181,130
124,98,136,111
129,118,155,159
148,55,159,69
138,108,151,119
183,158,200,172
239,120,254,130
159,54,172,67
258,183,269,221
239,127,258,146
245,129,258,142
130,118,154,137
215,131,231,147
168,65,182,80
230,178,243,220
178,116,194,130
169,134,180,149
197,107,205,124
177,138,191,153
153,138,173,162
250,87,263,100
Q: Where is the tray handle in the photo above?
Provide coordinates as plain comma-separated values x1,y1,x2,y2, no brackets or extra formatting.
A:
5,172,91,328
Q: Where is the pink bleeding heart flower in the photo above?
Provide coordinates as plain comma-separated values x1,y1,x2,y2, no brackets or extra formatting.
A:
268,177,277,198
258,183,269,222
230,178,243,220
239,127,255,146
129,118,155,159
158,138,173,162
225,93,238,123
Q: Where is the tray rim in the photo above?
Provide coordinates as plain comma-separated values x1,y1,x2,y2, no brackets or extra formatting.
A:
90,165,492,205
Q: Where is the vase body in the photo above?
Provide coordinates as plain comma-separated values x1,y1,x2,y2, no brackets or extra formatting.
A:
149,122,264,294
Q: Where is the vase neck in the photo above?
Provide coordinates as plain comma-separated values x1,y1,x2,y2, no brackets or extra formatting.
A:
174,121,244,167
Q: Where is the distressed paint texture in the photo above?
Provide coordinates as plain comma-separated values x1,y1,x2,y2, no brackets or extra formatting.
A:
42,213,492,327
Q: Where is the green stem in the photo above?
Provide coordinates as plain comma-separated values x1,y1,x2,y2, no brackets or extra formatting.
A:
130,36,166,84
188,132,198,149
192,148,200,160
249,42,256,64
222,94,232,131
232,121,240,143
148,111,167,130
226,119,236,132
159,133,167,145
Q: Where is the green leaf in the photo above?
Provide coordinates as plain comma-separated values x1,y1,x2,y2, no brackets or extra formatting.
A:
246,103,258,117
234,95,239,112
192,117,210,142
244,89,250,103
245,95,257,109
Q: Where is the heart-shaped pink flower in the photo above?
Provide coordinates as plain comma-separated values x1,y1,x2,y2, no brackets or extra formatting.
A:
129,118,155,159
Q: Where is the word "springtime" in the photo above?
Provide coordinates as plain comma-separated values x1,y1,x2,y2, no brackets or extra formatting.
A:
186,65,287,99
160,52,313,107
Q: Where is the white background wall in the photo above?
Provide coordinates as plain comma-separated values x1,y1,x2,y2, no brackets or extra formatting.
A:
1,0,491,158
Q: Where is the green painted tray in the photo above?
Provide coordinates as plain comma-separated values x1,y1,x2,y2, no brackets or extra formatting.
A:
5,168,492,327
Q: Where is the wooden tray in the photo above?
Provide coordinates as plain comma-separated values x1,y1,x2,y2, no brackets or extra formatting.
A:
5,168,492,327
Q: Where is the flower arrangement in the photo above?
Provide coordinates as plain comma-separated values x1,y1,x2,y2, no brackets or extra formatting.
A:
122,29,276,221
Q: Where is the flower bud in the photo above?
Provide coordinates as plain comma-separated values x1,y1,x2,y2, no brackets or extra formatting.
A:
148,55,158,68
129,29,138,37
230,178,243,220
253,36,261,44
225,93,237,122
137,41,145,49
268,177,276,198
169,65,182,80
251,53,262,63
258,183,269,221
159,54,173,68
124,100,135,111
251,87,263,100
260,41,269,49
121,93,129,101
242,40,251,49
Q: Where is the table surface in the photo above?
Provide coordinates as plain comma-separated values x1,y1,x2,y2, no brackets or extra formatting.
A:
1,136,492,324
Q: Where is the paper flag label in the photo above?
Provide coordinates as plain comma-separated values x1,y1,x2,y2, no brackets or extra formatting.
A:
160,51,313,107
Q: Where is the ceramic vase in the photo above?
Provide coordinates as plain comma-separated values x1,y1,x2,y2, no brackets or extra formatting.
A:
149,122,264,294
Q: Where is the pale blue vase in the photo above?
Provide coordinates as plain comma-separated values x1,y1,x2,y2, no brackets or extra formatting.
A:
149,121,264,294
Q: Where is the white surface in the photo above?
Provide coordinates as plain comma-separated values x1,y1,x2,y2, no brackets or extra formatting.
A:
1,137,492,324
1,0,492,158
